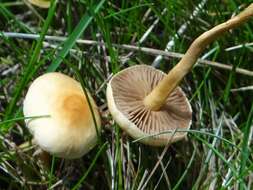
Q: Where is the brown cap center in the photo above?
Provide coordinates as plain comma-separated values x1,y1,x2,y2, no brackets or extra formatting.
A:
58,93,90,128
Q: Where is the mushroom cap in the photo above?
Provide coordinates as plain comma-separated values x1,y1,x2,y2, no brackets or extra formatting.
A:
23,72,101,159
106,65,192,146
28,0,50,8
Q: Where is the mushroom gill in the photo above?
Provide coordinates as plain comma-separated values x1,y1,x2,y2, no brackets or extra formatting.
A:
110,65,192,140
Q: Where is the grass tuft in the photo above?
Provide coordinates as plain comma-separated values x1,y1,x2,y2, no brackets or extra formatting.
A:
0,0,252,189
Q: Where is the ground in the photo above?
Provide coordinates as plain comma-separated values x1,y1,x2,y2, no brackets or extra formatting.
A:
0,0,253,189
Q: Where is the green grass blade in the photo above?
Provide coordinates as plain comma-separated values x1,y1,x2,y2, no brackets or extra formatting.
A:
46,0,106,72
239,102,253,189
0,3,31,32
2,0,58,129
48,156,56,189
71,142,108,190
104,3,152,19
0,115,50,126
64,60,101,143
172,149,196,190
193,134,246,187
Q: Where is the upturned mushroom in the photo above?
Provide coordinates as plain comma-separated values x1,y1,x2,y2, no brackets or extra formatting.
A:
107,4,253,146
28,0,50,8
23,72,101,159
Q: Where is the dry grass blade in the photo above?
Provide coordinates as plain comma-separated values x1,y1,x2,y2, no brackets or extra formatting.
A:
152,0,208,67
1,32,253,76
0,1,252,189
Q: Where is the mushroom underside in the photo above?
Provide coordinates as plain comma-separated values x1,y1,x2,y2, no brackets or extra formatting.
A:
109,65,192,144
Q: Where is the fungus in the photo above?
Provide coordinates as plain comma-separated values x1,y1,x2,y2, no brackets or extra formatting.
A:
28,0,50,8
23,72,101,159
106,4,253,146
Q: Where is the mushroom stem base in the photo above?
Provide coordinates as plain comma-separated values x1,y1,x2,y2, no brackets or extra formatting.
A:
143,95,163,111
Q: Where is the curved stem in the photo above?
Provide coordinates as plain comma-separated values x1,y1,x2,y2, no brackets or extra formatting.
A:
144,3,253,111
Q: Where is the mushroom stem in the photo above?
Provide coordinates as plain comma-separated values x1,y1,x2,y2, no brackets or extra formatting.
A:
144,3,253,111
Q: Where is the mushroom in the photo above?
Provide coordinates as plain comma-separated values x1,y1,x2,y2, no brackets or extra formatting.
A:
106,4,253,146
28,0,50,8
23,72,101,159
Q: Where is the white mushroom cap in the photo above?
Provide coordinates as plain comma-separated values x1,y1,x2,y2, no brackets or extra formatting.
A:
23,72,101,159
106,65,192,146
28,0,50,8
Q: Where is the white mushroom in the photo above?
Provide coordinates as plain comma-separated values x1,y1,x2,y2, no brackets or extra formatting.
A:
23,72,101,159
107,65,192,146
106,4,253,146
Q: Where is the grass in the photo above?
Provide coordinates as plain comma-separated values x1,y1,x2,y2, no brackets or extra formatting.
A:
0,0,253,189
